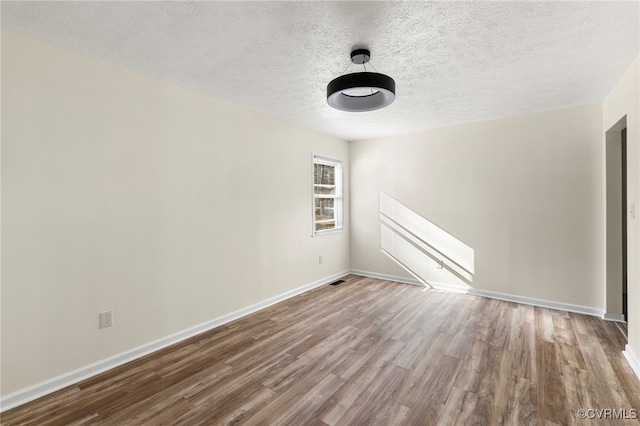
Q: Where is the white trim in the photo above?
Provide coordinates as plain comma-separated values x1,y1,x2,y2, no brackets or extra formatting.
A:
349,269,605,318
312,153,344,237
623,345,640,381
467,288,605,318
0,270,350,413
350,269,423,287
427,281,471,293
603,312,626,322
312,227,345,237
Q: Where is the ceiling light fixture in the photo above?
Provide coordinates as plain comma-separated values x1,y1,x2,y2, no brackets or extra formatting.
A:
327,49,395,112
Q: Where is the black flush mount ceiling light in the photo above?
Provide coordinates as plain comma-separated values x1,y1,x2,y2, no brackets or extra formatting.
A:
327,49,396,112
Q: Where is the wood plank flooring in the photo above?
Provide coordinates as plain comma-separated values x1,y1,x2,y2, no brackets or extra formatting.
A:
2,275,640,425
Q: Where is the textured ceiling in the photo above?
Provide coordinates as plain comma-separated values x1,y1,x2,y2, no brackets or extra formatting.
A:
2,1,639,141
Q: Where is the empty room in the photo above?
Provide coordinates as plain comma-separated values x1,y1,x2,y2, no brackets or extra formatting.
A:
1,1,640,425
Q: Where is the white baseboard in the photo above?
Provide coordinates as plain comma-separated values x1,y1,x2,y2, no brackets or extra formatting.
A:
623,345,640,381
350,269,605,318
468,288,605,318
427,281,471,293
349,269,423,286
0,270,350,413
603,312,626,322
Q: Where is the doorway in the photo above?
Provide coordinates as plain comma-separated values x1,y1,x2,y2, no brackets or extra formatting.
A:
621,127,627,321
605,117,627,322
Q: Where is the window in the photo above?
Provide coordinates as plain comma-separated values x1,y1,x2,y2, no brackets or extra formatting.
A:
313,155,343,235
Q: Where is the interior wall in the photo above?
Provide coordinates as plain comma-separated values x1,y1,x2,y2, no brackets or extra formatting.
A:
1,30,350,396
603,56,640,366
350,103,605,309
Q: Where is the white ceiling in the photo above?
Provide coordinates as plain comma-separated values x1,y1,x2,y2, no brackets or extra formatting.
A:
2,1,639,141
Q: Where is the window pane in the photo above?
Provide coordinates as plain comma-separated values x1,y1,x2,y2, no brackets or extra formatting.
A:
315,197,336,231
314,163,335,186
316,221,336,231
314,185,336,196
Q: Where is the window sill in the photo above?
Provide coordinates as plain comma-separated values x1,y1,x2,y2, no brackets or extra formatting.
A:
313,227,345,237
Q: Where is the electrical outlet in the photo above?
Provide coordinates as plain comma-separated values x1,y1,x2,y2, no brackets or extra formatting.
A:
99,310,113,329
319,256,323,265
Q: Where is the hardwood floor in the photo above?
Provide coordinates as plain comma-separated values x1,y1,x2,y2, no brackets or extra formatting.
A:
2,275,640,425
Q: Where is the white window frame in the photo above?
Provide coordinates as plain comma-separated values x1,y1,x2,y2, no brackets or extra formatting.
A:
312,154,343,236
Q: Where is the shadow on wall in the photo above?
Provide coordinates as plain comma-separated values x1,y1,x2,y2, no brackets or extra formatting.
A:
379,192,474,290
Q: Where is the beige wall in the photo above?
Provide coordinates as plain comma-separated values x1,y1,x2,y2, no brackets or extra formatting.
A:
351,104,605,309
604,56,640,364
1,30,349,395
